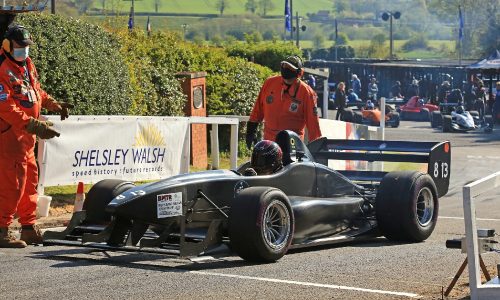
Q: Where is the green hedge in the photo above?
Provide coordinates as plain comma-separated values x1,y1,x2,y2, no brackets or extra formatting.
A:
18,14,272,119
18,14,131,115
226,41,303,71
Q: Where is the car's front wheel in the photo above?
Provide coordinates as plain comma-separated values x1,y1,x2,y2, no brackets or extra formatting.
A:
229,187,294,262
83,179,135,224
375,171,438,242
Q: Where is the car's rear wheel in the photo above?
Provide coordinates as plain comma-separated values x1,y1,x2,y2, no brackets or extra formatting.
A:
400,111,406,120
375,171,438,242
83,179,135,224
431,111,442,128
354,111,363,124
341,109,354,122
390,112,400,127
419,108,430,121
442,115,452,132
229,187,294,262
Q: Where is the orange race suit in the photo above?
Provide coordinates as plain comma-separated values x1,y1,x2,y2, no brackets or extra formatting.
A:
0,50,60,227
249,75,322,142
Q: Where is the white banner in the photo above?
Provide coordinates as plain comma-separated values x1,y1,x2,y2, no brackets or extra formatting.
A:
38,116,189,186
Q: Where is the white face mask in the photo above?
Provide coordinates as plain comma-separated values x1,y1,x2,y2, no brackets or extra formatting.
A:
12,47,29,62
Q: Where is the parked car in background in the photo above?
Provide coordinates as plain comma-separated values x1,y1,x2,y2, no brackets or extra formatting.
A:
399,96,439,121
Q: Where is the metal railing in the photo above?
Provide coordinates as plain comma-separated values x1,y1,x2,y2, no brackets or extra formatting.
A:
463,171,500,300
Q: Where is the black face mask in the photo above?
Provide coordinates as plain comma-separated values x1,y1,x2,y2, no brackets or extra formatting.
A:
281,68,297,80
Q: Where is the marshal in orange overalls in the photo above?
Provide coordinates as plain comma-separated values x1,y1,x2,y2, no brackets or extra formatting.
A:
249,75,322,142
0,49,60,227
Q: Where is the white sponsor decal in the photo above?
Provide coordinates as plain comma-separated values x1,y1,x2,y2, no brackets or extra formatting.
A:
157,192,183,218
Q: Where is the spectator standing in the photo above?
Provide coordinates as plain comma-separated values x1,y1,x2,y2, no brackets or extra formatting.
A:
493,82,500,124
335,82,346,120
419,75,431,100
351,74,361,96
367,77,378,101
406,79,420,98
463,79,476,111
437,81,451,104
474,83,487,121
0,24,74,248
246,55,322,148
390,81,403,98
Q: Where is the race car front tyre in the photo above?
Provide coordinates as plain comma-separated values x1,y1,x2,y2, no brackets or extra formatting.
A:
229,187,294,262
469,110,479,117
83,179,135,224
375,171,439,242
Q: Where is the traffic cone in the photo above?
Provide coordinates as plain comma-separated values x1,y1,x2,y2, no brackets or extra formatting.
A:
73,182,85,212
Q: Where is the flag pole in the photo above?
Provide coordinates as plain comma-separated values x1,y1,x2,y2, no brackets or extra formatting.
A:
459,37,462,67
458,5,463,67
290,0,293,41
335,19,338,61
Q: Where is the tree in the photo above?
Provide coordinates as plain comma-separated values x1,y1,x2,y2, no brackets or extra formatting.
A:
258,0,275,17
215,0,229,16
245,0,258,14
244,31,263,44
427,0,499,57
333,0,350,14
75,0,93,14
312,34,325,49
154,0,161,13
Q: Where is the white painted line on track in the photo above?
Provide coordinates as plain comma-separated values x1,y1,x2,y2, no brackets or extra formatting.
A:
440,216,500,222
190,270,421,298
467,155,500,160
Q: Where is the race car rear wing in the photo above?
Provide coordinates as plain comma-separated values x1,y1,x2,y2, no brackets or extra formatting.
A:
307,138,451,197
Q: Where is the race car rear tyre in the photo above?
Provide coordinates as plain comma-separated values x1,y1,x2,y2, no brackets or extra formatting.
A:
469,110,479,117
83,179,135,224
442,115,452,132
376,171,439,242
390,112,400,127
341,109,354,122
431,111,442,128
419,108,430,121
400,111,406,120
354,111,363,124
229,187,294,262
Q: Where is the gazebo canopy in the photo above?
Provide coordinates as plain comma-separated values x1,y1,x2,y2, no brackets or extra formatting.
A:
467,50,500,70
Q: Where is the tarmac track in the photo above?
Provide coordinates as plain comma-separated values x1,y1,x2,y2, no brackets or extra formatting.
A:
1,119,500,300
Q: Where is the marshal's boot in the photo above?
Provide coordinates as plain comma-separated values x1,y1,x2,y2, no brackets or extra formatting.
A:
0,227,27,248
20,224,43,245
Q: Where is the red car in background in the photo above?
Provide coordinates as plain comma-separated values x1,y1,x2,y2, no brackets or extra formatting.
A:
399,96,439,121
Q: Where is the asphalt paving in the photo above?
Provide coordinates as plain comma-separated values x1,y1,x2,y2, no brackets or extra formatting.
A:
1,119,500,300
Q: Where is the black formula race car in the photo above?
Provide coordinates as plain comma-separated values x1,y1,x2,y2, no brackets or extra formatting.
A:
44,131,451,263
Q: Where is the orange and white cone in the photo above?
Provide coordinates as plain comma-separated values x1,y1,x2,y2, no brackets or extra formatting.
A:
73,182,86,212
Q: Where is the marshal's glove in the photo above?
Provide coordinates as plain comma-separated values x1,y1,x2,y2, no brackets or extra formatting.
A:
54,102,75,121
246,121,258,149
26,117,60,139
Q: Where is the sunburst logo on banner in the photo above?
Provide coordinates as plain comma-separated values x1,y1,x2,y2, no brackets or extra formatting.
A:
133,124,166,147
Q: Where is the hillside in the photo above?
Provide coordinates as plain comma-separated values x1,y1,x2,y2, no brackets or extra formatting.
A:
96,0,332,16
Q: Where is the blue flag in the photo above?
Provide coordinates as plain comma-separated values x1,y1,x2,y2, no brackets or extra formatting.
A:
128,6,134,30
285,0,291,32
458,5,463,40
